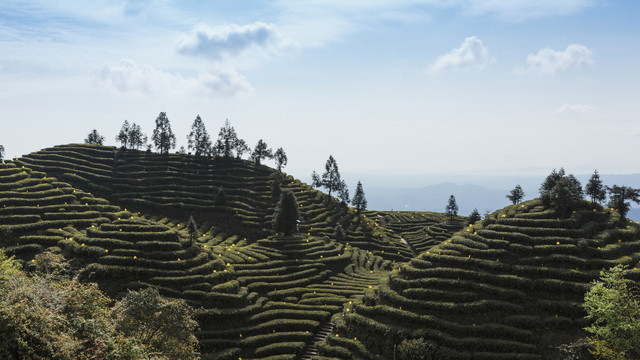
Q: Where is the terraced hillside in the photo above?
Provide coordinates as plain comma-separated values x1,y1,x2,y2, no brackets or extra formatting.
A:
15,144,411,261
364,210,465,255
323,199,640,359
0,155,400,359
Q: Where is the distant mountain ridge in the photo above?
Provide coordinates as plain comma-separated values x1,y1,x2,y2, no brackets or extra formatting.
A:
362,174,640,221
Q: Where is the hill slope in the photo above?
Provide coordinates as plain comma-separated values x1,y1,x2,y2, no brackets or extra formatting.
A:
322,199,640,359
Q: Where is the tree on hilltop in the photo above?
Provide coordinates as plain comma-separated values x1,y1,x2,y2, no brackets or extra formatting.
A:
551,177,583,217
0,145,4,162
274,147,287,172
539,168,566,198
272,190,299,236
586,170,607,204
235,138,250,159
117,120,147,150
445,195,458,219
352,181,367,212
85,129,105,145
152,112,176,154
251,139,273,165
607,185,640,219
116,120,130,149
129,123,147,150
507,184,525,204
468,208,481,225
214,119,241,158
187,115,212,157
312,155,347,198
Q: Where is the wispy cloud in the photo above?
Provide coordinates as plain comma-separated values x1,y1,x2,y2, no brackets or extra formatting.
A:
456,0,598,21
557,103,598,114
426,36,494,74
176,22,289,62
517,44,594,75
95,59,252,97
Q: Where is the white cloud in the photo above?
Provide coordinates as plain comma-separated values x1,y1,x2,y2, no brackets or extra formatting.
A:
518,44,594,75
95,59,252,97
176,22,289,61
426,36,494,74
557,103,598,114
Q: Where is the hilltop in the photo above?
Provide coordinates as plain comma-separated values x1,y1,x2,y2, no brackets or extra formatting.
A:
1,143,639,359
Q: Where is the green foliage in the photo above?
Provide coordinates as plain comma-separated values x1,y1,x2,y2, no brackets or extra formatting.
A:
312,155,347,198
583,265,640,360
274,147,287,171
128,123,147,150
116,120,131,149
84,129,105,145
235,138,249,159
271,179,282,201
114,287,200,360
214,119,241,158
215,187,227,205
398,338,436,360
586,170,607,204
0,144,5,161
540,168,583,217
606,185,640,219
333,223,346,241
187,115,212,157
352,181,367,211
507,184,525,204
187,215,198,244
445,195,458,219
152,112,176,154
467,208,481,225
0,251,146,360
251,139,273,165
32,251,69,276
272,190,299,236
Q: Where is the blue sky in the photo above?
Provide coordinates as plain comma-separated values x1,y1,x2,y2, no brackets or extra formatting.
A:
1,0,639,185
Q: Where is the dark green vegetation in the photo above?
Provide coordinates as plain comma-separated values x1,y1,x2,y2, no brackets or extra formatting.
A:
2,144,640,359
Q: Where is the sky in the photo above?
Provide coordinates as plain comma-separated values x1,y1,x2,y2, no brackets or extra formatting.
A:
1,0,640,188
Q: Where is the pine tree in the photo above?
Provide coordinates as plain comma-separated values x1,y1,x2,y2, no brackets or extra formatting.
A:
214,119,239,158
85,129,105,145
445,195,458,219
235,139,249,159
251,139,273,165
607,185,640,219
186,215,197,246
152,112,176,154
352,181,367,211
116,120,131,149
271,180,282,201
274,147,287,172
333,223,346,241
129,123,147,150
312,155,346,197
338,186,350,205
507,184,525,204
215,187,226,205
468,208,481,225
187,115,212,157
272,190,299,236
586,170,607,204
